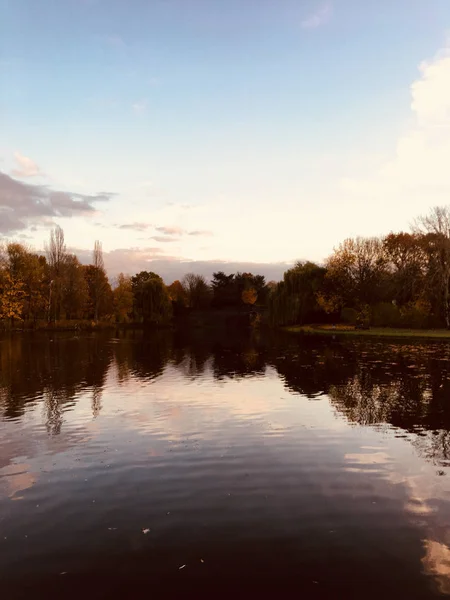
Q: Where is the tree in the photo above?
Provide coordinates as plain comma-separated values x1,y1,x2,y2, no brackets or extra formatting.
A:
45,226,68,322
323,237,388,313
269,261,326,326
113,273,133,322
167,280,186,304
91,241,109,321
415,207,450,328
242,288,257,306
383,232,426,307
131,271,172,324
211,272,236,307
83,264,113,321
0,270,26,325
182,273,211,309
235,272,268,306
4,243,48,322
62,254,89,319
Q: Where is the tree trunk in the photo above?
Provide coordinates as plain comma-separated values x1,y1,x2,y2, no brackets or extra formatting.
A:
445,273,450,329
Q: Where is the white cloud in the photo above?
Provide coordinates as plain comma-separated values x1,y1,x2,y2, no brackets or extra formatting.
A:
11,152,41,178
339,43,450,220
301,2,333,29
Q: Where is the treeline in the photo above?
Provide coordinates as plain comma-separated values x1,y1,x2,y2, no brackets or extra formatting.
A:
0,225,272,328
269,206,450,329
5,204,450,331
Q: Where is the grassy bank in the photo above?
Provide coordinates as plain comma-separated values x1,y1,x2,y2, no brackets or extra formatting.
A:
285,324,450,339
0,320,141,332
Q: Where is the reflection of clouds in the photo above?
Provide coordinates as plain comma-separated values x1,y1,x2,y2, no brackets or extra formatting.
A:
344,451,391,473
423,540,450,596
344,449,450,593
0,463,36,500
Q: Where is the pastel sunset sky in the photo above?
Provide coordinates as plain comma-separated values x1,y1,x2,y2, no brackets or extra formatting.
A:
1,0,450,280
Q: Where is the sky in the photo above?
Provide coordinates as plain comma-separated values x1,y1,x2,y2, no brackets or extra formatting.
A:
1,0,450,281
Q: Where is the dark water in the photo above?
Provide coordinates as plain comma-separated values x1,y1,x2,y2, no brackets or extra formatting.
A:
1,329,450,598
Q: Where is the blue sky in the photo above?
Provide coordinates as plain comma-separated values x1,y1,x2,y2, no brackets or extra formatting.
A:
1,0,450,280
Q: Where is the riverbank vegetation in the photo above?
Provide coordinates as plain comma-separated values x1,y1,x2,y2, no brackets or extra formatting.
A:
0,226,271,330
3,205,450,332
269,206,450,331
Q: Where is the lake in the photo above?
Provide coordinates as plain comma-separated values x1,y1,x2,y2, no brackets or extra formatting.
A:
1,329,449,598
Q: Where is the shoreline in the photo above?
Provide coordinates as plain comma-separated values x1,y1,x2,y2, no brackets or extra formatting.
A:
284,325,450,340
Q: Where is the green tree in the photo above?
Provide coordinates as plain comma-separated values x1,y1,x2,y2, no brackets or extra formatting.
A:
113,273,133,322
83,264,113,321
269,261,326,326
211,272,236,307
62,254,89,319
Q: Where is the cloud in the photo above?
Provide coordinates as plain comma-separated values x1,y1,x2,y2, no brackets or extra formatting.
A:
339,43,450,220
118,222,151,231
132,100,147,115
11,151,41,178
0,171,112,234
71,246,292,282
151,235,180,243
301,2,332,29
188,230,213,236
155,225,185,235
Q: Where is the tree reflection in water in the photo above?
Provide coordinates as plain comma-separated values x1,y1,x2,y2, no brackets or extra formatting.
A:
1,330,450,465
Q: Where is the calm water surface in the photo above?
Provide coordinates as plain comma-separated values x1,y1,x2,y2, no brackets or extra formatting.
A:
1,330,450,598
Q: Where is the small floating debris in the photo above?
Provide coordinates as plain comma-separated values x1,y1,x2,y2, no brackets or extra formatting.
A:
108,527,117,531
179,564,186,570
200,559,204,563
142,528,150,534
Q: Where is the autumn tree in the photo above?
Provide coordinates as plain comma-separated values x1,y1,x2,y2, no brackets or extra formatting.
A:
383,232,426,307
235,272,268,306
415,207,450,328
241,288,257,306
167,280,186,304
0,270,26,325
321,237,388,314
4,243,48,322
113,273,133,322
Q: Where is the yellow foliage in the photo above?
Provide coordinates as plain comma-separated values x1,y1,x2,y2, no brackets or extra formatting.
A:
242,288,257,305
0,271,26,321
316,291,341,314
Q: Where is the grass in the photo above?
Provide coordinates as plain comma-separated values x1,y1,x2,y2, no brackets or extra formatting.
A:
285,324,450,339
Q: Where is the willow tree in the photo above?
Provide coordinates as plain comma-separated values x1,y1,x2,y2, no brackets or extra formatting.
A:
268,262,326,326
131,271,172,325
113,273,133,322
